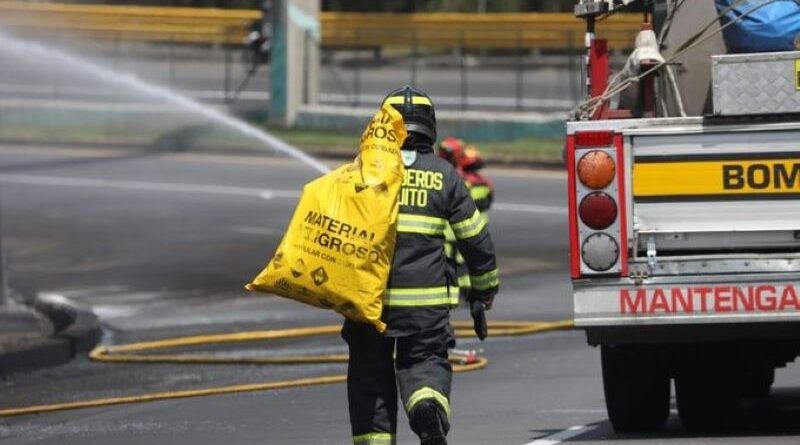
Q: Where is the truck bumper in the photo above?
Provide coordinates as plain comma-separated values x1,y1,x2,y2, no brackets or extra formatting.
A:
574,272,800,328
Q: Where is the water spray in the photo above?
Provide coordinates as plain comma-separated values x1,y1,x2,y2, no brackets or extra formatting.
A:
0,30,331,174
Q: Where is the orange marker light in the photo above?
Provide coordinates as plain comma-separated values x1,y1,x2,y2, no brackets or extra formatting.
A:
577,150,615,189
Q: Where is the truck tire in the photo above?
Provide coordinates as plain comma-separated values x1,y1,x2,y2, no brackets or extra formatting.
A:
601,344,670,432
675,351,740,431
740,366,774,398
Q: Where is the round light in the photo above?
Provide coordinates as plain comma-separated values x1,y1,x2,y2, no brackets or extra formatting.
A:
577,150,615,189
579,192,618,230
581,233,619,272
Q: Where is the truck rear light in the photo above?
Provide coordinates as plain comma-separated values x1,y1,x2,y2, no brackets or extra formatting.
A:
568,131,628,278
578,150,616,189
581,233,620,272
579,192,618,230
575,131,614,147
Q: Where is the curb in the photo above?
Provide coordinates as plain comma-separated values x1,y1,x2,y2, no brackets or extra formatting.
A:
0,293,102,375
0,337,72,375
34,293,102,354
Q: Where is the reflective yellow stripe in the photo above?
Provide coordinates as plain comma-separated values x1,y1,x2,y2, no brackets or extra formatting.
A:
353,432,395,445
457,273,471,288
444,224,456,242
470,269,499,290
443,241,454,258
384,286,458,307
406,387,451,418
398,213,447,235
383,96,432,106
469,184,492,201
451,209,486,239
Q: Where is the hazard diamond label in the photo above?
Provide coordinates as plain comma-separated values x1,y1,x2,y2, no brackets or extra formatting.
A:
311,266,328,286
291,258,305,278
272,252,284,269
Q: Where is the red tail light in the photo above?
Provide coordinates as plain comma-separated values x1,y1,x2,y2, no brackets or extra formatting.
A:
579,192,618,230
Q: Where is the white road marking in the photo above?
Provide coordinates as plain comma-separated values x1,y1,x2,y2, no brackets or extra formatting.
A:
493,202,566,215
92,304,141,319
523,424,597,445
232,226,277,236
545,409,606,415
0,174,300,199
0,173,565,215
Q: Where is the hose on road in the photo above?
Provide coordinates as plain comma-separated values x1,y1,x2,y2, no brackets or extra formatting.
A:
0,319,574,417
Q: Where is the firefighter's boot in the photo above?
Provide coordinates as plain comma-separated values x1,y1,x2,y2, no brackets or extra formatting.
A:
409,400,449,445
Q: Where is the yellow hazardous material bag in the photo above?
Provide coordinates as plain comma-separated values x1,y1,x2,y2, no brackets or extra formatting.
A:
246,105,407,332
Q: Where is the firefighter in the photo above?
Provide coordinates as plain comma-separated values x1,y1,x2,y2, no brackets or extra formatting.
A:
342,86,499,445
244,0,273,71
438,137,495,301
438,137,493,213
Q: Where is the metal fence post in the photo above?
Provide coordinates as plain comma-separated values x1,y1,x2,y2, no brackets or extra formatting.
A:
169,33,176,88
113,32,120,71
0,198,8,306
353,30,361,107
568,30,579,102
303,29,310,105
460,31,467,111
410,30,418,86
224,27,232,102
516,29,524,112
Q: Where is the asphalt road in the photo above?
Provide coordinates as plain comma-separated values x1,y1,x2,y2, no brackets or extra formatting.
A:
2,144,800,445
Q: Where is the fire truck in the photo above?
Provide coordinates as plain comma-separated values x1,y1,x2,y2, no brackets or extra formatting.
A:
567,0,800,432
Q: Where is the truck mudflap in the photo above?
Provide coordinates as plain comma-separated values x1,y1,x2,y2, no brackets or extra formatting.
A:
574,273,800,327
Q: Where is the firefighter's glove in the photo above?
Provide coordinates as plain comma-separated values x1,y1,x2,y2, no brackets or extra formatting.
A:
470,300,488,341
469,293,494,310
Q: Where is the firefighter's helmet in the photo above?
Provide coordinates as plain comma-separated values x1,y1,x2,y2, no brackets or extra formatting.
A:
461,144,485,171
438,136,465,166
382,85,436,144
439,137,484,171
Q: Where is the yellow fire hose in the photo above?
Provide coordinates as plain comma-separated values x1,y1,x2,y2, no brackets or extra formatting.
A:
0,319,573,418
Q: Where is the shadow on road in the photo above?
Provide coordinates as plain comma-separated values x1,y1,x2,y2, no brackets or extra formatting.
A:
558,388,800,442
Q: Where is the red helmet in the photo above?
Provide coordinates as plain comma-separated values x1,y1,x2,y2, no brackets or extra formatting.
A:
438,137,466,166
460,144,484,171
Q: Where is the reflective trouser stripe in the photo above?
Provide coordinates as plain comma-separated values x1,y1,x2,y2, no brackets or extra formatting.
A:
353,432,395,445
457,273,471,288
398,213,448,235
451,209,487,240
384,286,458,307
406,387,451,419
470,268,499,291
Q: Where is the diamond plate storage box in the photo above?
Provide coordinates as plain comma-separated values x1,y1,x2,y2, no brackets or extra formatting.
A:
712,51,800,116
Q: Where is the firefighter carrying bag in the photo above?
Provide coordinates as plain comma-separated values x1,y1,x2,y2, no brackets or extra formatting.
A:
246,104,407,332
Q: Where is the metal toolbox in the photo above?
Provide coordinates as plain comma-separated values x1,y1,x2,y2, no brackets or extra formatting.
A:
711,51,800,116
